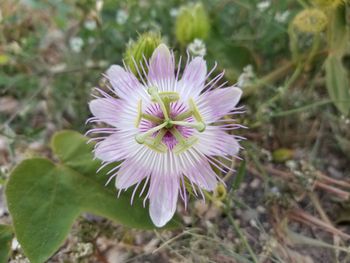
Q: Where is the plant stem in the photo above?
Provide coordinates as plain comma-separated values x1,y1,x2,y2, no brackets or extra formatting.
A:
225,206,259,263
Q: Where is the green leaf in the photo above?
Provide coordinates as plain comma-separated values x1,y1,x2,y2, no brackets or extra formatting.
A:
325,55,350,116
6,130,180,263
51,130,110,183
6,158,157,263
325,5,350,116
207,36,257,82
0,225,13,263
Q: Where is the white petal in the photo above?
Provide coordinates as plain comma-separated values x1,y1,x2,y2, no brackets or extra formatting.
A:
195,126,240,156
197,87,242,122
89,98,121,127
147,44,175,92
94,132,140,162
182,150,217,191
149,174,179,227
115,157,149,190
106,65,148,101
177,56,207,101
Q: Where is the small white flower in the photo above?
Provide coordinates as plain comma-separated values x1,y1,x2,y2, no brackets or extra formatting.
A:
11,238,20,250
237,65,255,88
96,0,104,12
275,11,290,23
257,1,271,12
69,37,84,53
85,60,95,68
187,39,207,57
116,9,129,25
84,19,97,31
170,8,179,17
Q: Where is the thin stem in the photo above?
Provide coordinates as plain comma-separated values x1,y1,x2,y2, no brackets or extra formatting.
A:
270,99,332,118
225,207,259,263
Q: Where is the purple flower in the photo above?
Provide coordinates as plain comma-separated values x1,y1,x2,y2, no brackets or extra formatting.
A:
87,44,243,227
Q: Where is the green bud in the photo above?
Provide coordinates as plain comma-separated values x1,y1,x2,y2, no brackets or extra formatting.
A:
272,148,294,163
292,9,328,34
124,32,162,75
213,183,227,202
175,3,210,46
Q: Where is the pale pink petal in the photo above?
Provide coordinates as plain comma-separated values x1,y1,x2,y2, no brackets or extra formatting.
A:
89,98,122,127
183,154,217,191
149,174,179,227
106,65,148,101
147,44,175,92
195,126,240,156
177,56,207,100
94,132,140,162
89,98,140,131
196,87,242,122
115,158,148,190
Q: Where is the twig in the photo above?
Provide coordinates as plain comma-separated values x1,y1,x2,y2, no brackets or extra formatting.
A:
314,182,350,200
289,209,350,240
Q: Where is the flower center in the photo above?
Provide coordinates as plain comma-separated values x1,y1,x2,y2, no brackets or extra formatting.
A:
134,87,206,154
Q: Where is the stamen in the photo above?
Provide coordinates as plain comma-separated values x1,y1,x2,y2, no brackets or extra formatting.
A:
154,128,167,145
170,120,206,132
135,121,168,144
189,98,204,123
143,137,168,153
170,128,199,154
135,99,142,128
174,110,193,121
148,87,170,121
170,127,187,144
173,137,199,155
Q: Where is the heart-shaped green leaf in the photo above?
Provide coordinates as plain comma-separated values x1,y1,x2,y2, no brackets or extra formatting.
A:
6,130,180,263
51,130,113,185
0,224,13,263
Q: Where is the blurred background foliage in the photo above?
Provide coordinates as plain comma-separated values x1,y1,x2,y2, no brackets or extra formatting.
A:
0,0,298,133
1,0,349,160
1,0,350,262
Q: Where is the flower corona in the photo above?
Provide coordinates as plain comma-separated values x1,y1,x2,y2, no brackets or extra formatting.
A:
87,44,243,227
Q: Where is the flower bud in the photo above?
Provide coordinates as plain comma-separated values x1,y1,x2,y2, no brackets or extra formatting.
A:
124,32,162,75
175,3,210,46
272,148,294,163
213,183,227,202
292,8,328,34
